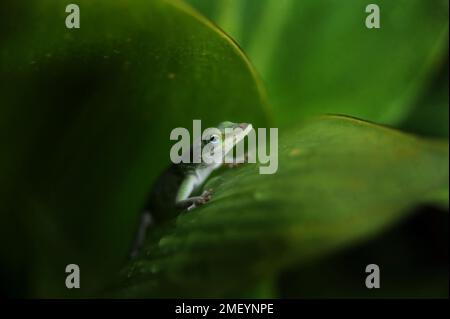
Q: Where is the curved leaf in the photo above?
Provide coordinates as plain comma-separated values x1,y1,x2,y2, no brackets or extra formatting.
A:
112,115,448,298
0,0,269,297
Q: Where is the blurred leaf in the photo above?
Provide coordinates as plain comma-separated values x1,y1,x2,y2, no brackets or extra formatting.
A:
188,0,449,127
400,57,449,138
0,0,269,297
111,115,449,298
279,206,449,298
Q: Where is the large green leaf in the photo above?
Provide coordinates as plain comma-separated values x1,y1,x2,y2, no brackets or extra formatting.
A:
112,115,448,298
188,0,449,127
400,58,449,138
0,0,269,297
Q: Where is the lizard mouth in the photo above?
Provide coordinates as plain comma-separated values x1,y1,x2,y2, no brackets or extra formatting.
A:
232,123,253,144
237,123,252,137
238,123,249,130
222,123,253,157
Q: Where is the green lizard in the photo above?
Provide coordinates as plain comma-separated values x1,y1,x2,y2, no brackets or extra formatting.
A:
130,121,252,258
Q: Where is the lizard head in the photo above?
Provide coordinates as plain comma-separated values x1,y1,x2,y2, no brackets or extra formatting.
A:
201,121,253,164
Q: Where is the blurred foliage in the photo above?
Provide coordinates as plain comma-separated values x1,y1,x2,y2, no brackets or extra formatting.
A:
112,116,448,297
0,0,448,298
188,0,449,128
400,57,449,138
279,206,449,298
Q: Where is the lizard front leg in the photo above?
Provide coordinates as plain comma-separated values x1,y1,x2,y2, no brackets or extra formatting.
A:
175,174,213,211
176,189,213,211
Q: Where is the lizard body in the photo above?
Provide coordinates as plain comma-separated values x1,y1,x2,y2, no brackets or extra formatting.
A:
130,121,252,258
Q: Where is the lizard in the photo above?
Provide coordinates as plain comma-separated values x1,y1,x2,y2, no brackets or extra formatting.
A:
129,121,252,259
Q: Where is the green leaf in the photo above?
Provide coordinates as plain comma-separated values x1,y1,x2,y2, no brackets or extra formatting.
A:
187,0,449,127
111,115,449,298
399,58,449,138
0,0,269,297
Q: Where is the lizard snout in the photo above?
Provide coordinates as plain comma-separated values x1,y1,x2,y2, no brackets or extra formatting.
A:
238,123,249,130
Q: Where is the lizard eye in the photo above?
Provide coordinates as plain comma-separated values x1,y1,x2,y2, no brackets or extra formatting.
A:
209,134,220,144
